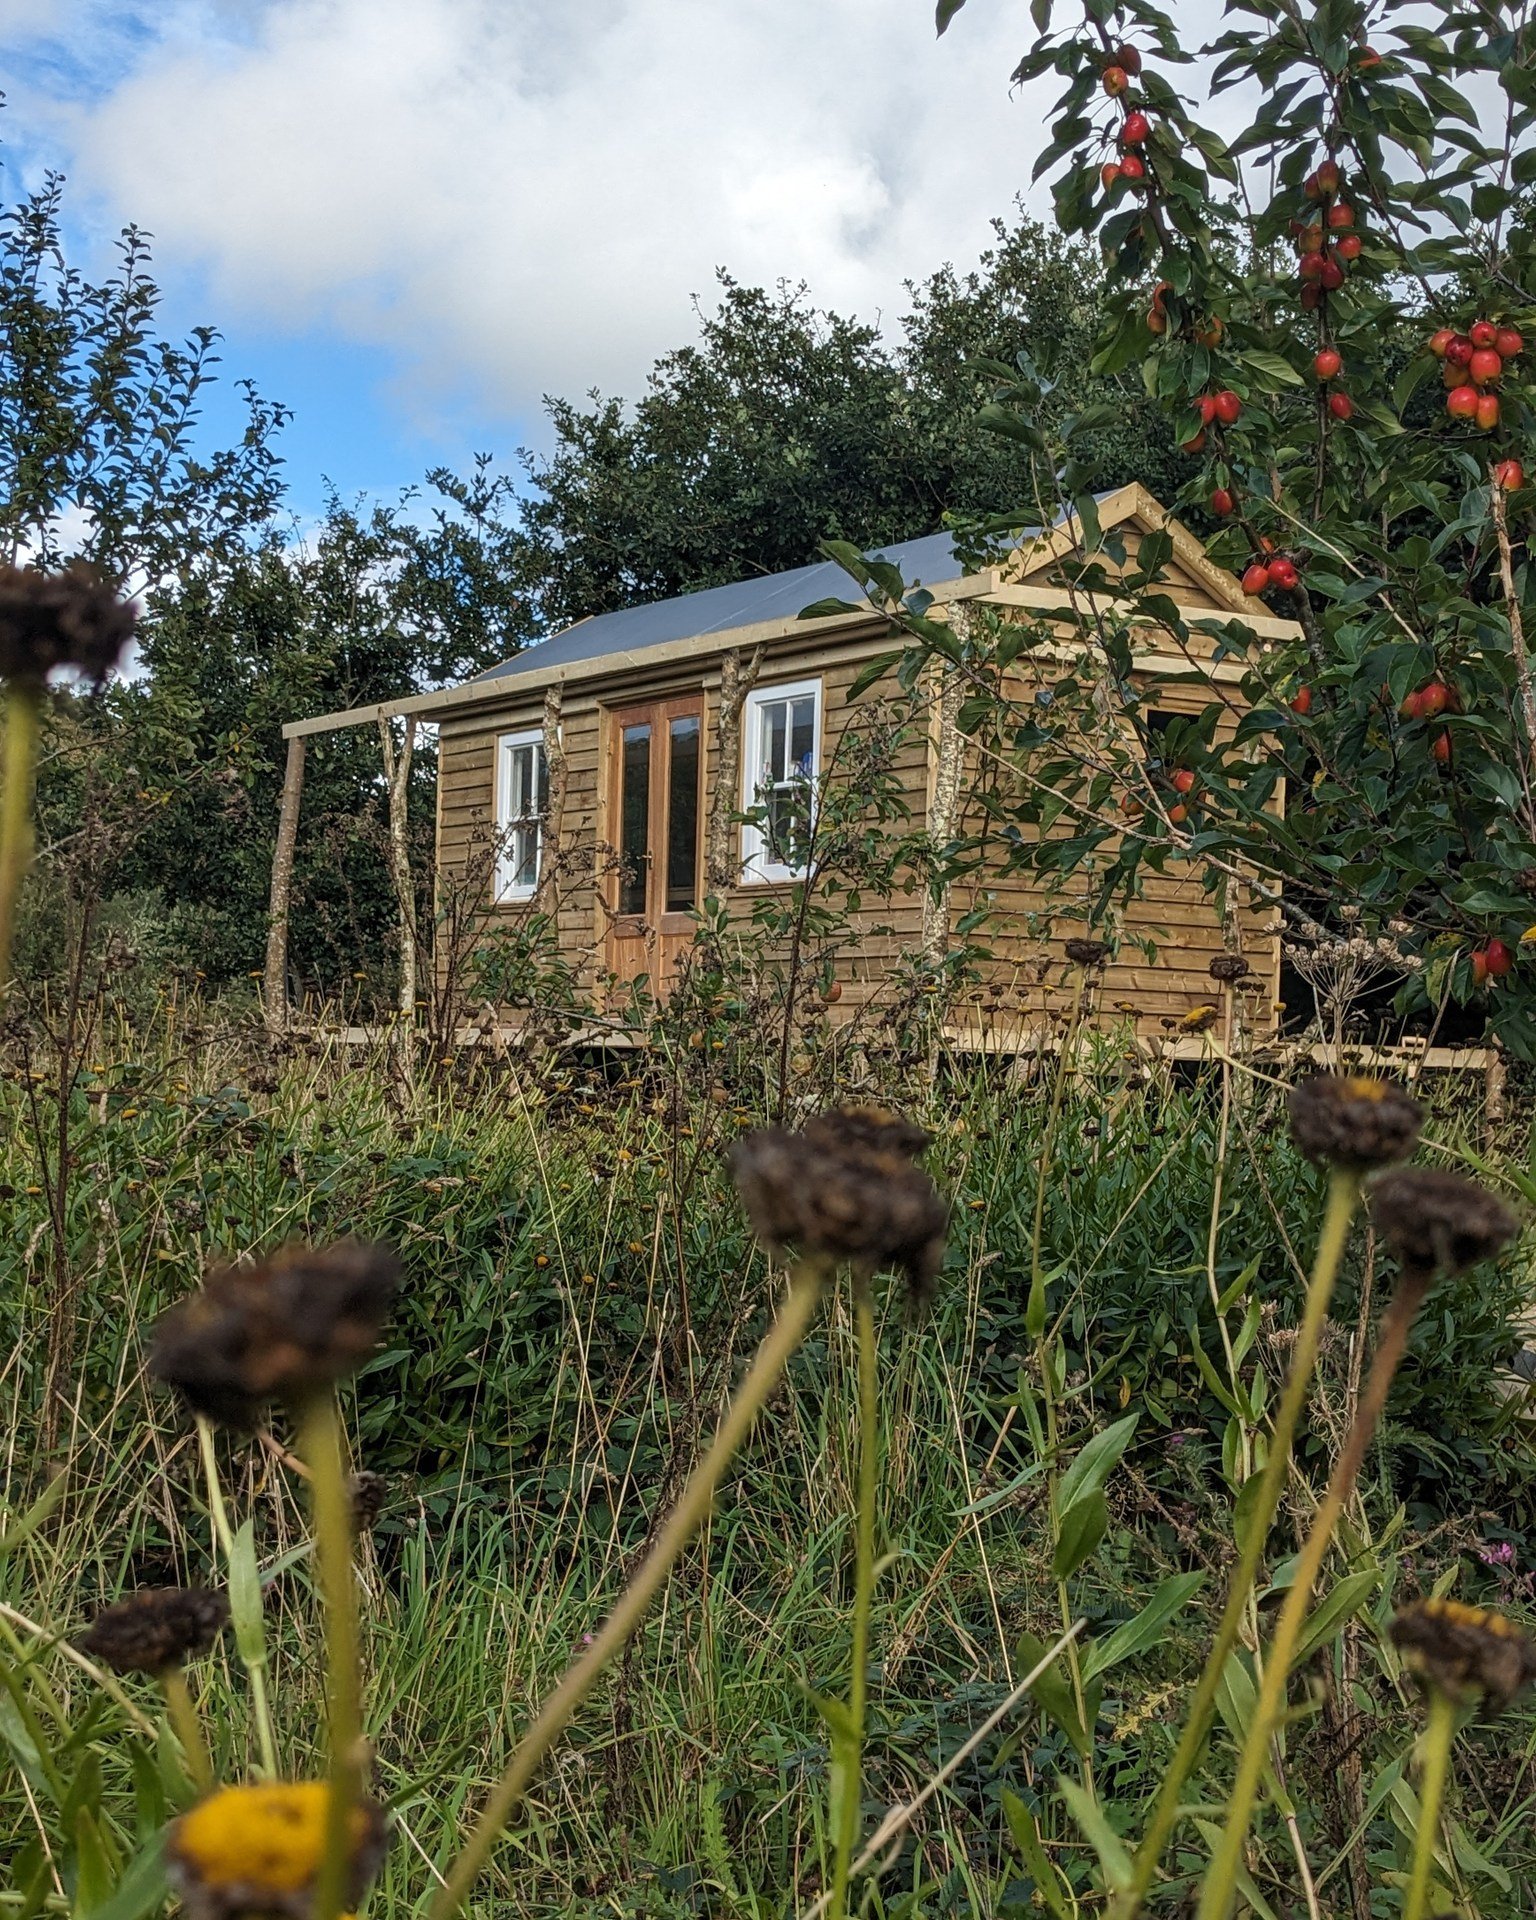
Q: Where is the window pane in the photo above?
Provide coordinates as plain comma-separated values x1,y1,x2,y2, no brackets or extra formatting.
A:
790,697,815,776
513,824,537,890
666,714,700,912
619,722,651,916
766,699,787,783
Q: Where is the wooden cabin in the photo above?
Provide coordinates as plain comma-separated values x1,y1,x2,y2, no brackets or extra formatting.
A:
270,483,1303,1047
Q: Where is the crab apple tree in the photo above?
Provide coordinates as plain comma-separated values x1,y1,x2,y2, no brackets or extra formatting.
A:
917,0,1536,1059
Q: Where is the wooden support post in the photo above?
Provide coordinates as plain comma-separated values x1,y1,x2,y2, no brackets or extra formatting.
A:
535,683,567,912
378,715,418,1029
921,605,968,971
708,645,763,895
263,735,306,1036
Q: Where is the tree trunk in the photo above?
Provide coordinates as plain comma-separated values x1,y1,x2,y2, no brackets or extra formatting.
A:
536,683,567,912
263,735,306,1035
921,606,969,972
707,645,763,895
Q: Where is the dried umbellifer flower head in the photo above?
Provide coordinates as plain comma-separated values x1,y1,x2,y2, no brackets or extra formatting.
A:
1390,1597,1536,1713
1064,938,1109,969
76,1587,229,1675
1287,1073,1423,1169
149,1241,401,1428
730,1103,948,1304
1208,953,1250,982
1368,1168,1518,1279
167,1781,387,1920
0,562,136,684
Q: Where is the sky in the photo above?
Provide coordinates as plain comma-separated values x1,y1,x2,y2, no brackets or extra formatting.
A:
0,0,1118,520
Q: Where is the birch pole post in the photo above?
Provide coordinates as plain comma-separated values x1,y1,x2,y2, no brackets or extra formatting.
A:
535,683,568,913
921,604,968,972
263,734,307,1036
707,645,763,895
378,715,418,1051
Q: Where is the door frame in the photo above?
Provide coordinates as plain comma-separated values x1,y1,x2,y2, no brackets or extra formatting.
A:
602,693,706,976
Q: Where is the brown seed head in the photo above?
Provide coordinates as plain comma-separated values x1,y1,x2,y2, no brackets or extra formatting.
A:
1064,938,1109,969
1390,1597,1536,1712
1287,1074,1422,1169
730,1103,948,1304
349,1470,388,1532
1208,953,1250,982
0,562,136,684
149,1240,401,1427
1368,1168,1518,1279
76,1586,229,1675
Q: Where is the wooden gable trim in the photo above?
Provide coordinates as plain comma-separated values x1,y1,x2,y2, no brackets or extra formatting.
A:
1007,480,1261,616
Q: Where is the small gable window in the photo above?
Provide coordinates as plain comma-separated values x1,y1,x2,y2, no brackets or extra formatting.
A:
741,679,821,883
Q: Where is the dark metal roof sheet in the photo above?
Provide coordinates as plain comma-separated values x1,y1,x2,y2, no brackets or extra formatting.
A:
473,528,972,684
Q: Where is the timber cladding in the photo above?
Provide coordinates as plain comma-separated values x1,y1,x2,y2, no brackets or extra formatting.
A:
436,611,1282,1042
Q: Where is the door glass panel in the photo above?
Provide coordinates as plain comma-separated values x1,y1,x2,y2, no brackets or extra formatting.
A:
619,722,651,916
665,714,701,912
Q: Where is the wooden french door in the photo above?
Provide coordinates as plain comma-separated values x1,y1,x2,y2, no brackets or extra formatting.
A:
604,695,704,990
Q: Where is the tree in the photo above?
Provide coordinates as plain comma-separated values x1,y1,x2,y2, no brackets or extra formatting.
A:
513,222,1183,633
877,0,1536,1058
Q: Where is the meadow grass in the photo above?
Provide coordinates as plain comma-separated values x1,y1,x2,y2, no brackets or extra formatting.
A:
4,1004,1536,1915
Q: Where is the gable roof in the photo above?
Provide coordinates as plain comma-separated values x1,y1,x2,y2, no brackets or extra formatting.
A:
474,528,978,683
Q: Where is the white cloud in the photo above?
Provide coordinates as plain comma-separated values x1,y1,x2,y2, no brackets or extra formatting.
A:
26,0,1066,421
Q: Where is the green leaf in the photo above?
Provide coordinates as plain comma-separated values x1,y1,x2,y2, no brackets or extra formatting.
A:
935,0,967,31
1016,1629,1090,1756
1192,1819,1281,1919
1291,1570,1381,1668
1002,1791,1073,1919
76,1833,169,1920
1058,1777,1133,1891
1083,1572,1206,1681
1053,1490,1108,1580
1058,1412,1139,1513
1240,349,1305,388
798,597,862,619
0,1470,67,1559
227,1520,268,1674
73,1809,117,1915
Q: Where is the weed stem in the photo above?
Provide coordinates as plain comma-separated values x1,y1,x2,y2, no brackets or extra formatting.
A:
431,1259,827,1920
0,679,40,1004
160,1666,213,1793
299,1392,365,1920
197,1418,279,1778
830,1282,879,1920
1403,1687,1457,1920
1111,1166,1360,1918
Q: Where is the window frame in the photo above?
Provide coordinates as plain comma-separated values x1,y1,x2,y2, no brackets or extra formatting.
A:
739,677,823,885
494,726,549,904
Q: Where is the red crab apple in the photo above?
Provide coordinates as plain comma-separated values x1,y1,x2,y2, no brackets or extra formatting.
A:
1431,731,1453,763
1494,459,1525,489
1168,802,1189,825
1102,162,1123,191
1119,153,1146,180
1113,42,1143,74
1102,64,1129,95
1470,347,1503,385
1328,203,1355,228
1429,329,1456,357
1195,317,1224,347
1415,681,1451,718
1496,327,1524,359
1121,109,1150,144
1210,487,1235,516
1314,348,1342,380
1485,937,1515,977
1470,320,1498,348
1447,384,1480,418
1447,336,1474,366
1171,767,1197,795
1268,556,1299,589
1319,257,1346,290
1477,392,1501,430
1213,389,1242,424
1334,232,1363,261
1472,948,1490,987
1328,392,1354,420
1289,685,1314,715
1241,562,1272,595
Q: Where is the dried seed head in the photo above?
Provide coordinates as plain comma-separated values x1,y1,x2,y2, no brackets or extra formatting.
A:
1390,1597,1536,1712
1286,1074,1423,1169
1208,953,1250,982
167,1781,386,1919
76,1587,229,1675
0,563,136,684
1368,1168,1518,1279
730,1103,948,1304
149,1241,401,1428
1064,938,1109,969
349,1470,388,1532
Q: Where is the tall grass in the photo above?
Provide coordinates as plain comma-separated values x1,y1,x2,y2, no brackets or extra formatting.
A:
4,1007,1536,1913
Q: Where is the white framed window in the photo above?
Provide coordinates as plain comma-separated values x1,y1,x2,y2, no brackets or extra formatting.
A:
495,728,549,902
740,678,822,883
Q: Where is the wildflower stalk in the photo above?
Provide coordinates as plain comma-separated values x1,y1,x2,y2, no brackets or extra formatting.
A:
161,1666,214,1793
298,1392,364,1920
432,1258,827,1920
830,1280,879,1920
1194,1270,1429,1920
0,678,40,1001
1403,1686,1457,1920
196,1417,279,1778
1111,1167,1360,1918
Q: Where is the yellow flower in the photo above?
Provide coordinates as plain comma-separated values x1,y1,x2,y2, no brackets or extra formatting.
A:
168,1782,384,1915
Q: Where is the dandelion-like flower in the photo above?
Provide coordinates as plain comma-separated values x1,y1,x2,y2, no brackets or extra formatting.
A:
167,1782,386,1919
0,562,136,684
1368,1168,1518,1279
149,1241,401,1428
1180,1004,1220,1033
1390,1597,1536,1713
730,1103,948,1304
1208,953,1250,983
77,1587,229,1675
1064,938,1108,969
1287,1074,1422,1169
